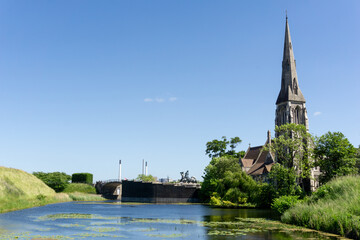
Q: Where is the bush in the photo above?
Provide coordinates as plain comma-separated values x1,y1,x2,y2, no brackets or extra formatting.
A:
72,173,93,185
33,172,71,192
271,195,299,214
223,187,247,204
253,183,275,208
209,196,222,206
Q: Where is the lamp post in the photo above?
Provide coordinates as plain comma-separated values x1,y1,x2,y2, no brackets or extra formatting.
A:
119,160,122,182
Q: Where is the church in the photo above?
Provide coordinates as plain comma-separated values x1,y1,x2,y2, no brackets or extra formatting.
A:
239,16,319,189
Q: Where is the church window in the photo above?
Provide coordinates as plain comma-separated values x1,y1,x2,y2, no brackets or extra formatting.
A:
294,107,301,124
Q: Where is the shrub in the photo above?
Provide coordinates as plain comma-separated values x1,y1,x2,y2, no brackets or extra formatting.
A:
72,173,93,185
36,194,46,201
253,183,275,208
209,196,222,206
33,172,71,192
223,187,247,204
271,195,299,214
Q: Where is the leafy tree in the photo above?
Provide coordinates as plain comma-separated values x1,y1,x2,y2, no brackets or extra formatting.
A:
201,155,258,204
268,163,302,198
355,146,360,173
206,136,244,158
33,172,71,192
265,123,313,193
136,174,156,182
314,132,357,184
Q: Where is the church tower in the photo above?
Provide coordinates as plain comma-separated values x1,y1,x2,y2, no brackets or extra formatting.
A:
275,16,308,134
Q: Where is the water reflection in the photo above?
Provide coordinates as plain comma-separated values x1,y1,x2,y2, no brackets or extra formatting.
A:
203,207,279,222
0,202,347,240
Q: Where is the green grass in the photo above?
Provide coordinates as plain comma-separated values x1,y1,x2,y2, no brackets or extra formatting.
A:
0,194,71,213
281,175,360,239
63,183,96,194
0,166,104,213
67,192,105,201
0,166,56,198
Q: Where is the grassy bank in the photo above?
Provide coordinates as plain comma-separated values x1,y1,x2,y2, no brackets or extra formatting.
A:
0,166,104,213
63,183,97,194
282,175,360,239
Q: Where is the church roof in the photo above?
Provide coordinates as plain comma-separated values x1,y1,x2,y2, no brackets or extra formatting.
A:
247,150,271,175
240,135,275,177
276,16,306,105
241,158,255,168
244,146,263,160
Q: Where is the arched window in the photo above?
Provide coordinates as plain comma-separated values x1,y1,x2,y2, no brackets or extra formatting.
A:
294,107,301,124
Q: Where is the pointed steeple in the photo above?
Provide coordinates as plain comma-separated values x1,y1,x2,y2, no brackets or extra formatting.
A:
276,16,306,105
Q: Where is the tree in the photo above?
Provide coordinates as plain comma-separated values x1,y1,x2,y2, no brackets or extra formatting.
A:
265,123,313,193
136,174,156,182
355,145,360,173
268,163,302,198
33,172,71,192
201,155,258,204
205,136,244,158
314,131,357,184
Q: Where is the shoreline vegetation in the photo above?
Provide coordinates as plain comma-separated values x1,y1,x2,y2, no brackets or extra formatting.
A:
206,174,360,239
0,166,104,214
1,166,358,239
282,175,360,239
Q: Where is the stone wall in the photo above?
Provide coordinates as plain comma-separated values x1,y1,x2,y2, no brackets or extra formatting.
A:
121,180,201,203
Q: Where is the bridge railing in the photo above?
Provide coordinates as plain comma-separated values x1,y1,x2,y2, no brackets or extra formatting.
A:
97,179,122,184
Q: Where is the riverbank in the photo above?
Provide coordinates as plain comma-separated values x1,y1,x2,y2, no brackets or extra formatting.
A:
0,166,104,213
282,175,360,239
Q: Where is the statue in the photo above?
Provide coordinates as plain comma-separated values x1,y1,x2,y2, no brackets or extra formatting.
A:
179,170,197,183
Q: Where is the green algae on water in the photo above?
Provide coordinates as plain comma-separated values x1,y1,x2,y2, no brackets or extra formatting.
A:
38,213,93,220
85,226,119,232
145,233,187,238
72,233,126,238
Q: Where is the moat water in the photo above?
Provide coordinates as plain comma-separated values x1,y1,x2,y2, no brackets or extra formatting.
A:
0,202,344,239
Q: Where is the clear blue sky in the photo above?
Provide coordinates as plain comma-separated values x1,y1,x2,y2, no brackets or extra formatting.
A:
0,1,359,182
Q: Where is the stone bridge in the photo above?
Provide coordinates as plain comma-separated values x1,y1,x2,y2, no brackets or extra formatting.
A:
95,179,122,200
95,179,201,202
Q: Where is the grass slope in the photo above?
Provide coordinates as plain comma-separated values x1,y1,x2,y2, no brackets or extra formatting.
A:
63,183,97,194
0,166,55,198
0,166,71,213
0,167,105,213
282,175,360,239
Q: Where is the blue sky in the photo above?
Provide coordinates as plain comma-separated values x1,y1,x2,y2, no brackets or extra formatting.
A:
0,1,359,182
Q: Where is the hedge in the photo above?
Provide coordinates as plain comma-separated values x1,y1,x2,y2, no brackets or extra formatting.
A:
72,173,93,185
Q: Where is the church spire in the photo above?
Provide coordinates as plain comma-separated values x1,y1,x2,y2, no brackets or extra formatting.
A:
275,16,309,132
276,16,306,105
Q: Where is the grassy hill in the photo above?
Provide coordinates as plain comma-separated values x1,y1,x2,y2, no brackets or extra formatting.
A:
282,175,360,239
0,166,55,198
0,166,70,213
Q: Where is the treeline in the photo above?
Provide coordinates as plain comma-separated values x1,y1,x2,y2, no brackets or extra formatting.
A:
201,123,360,239
33,172,96,194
